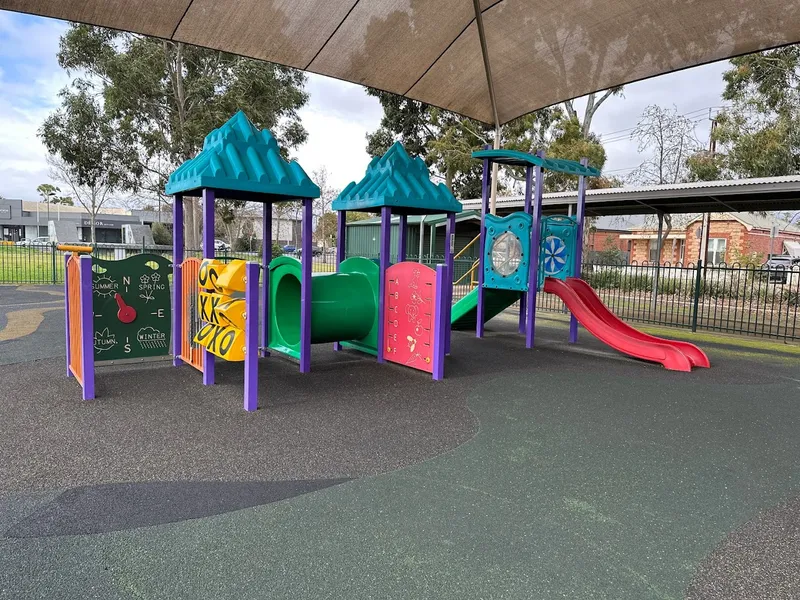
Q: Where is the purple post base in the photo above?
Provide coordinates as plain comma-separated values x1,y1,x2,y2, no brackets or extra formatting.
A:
79,254,95,400
261,202,271,357
64,253,71,377
244,262,260,411
300,198,313,373
432,264,447,381
518,292,527,334
202,188,215,385
377,206,392,364
173,263,183,366
334,210,346,352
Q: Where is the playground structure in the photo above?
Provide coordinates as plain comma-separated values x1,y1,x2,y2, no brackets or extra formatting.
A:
162,113,460,410
65,113,708,404
453,148,710,371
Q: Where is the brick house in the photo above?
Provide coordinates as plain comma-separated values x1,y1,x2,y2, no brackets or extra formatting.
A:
621,213,800,265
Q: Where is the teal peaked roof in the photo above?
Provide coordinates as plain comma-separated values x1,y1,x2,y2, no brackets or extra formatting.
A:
165,111,320,201
332,142,462,215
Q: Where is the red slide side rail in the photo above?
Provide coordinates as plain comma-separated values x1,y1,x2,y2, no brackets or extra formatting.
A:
566,277,710,368
543,277,693,372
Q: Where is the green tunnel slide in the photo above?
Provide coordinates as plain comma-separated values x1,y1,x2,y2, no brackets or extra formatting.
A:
268,256,380,359
450,287,521,331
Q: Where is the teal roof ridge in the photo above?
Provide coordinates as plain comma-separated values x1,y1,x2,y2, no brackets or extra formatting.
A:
333,142,462,214
472,148,601,177
165,111,320,200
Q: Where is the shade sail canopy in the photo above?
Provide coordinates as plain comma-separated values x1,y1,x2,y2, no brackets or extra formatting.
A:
4,0,800,124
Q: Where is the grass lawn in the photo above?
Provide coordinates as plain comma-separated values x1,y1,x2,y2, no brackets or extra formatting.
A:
0,246,61,284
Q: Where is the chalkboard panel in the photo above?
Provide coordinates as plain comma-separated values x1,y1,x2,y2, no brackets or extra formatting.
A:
92,254,172,361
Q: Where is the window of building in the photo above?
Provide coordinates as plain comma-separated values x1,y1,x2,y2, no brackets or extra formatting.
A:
38,226,48,237
676,239,685,263
648,240,660,263
706,238,726,265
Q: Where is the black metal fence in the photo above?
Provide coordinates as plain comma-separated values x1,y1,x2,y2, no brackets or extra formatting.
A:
2,243,798,341
537,261,800,341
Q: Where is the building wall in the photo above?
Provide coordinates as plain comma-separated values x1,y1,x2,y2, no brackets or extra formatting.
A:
628,220,800,265
586,230,625,253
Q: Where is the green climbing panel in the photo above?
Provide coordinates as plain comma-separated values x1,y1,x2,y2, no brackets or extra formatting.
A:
92,254,172,362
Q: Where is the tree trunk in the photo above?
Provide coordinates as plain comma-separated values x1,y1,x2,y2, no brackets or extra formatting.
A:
90,189,97,245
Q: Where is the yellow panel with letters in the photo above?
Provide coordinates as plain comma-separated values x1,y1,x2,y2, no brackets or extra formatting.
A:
193,322,246,361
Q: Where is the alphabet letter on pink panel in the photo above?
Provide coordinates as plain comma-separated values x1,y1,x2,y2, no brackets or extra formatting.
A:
384,262,436,373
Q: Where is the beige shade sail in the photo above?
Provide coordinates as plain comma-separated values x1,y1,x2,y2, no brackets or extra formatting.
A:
3,0,800,124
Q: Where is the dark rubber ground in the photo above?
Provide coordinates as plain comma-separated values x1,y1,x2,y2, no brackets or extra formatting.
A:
1,283,800,599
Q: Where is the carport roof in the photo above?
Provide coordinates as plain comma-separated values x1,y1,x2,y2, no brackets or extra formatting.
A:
461,176,800,216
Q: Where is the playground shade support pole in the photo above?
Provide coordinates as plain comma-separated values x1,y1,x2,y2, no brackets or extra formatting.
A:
569,158,588,344
300,197,313,373
202,188,215,385
476,149,490,338
64,253,71,377
433,264,447,380
377,206,392,363
526,152,545,349
519,165,533,334
418,215,426,262
445,211,455,354
79,254,95,400
398,214,408,262
244,261,260,411
172,194,184,366
333,210,346,352
261,202,271,357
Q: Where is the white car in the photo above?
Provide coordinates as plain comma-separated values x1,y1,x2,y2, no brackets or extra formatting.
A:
15,237,50,247
214,239,231,252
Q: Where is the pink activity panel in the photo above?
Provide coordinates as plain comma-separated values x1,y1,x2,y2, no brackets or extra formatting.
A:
384,262,437,374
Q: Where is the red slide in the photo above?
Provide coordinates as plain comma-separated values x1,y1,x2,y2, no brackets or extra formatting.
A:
543,277,694,372
566,277,710,368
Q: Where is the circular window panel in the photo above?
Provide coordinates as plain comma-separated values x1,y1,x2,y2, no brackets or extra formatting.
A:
490,232,523,276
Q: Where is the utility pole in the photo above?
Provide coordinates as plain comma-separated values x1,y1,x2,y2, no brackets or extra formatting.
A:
698,115,717,269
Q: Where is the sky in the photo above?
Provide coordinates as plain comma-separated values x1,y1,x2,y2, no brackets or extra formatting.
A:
0,10,728,203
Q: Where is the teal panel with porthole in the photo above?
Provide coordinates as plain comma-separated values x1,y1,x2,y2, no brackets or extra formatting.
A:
483,212,532,291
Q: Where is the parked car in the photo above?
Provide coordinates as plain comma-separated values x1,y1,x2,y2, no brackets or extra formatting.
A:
214,239,231,252
282,245,296,253
297,246,323,257
762,255,800,283
15,237,50,247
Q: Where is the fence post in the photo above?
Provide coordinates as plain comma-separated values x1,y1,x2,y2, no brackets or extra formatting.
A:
51,243,57,285
691,259,703,333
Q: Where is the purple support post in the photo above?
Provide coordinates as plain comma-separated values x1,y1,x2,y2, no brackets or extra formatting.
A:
300,197,313,373
476,151,491,338
444,211,455,354
519,165,533,334
64,253,71,377
570,158,589,344
432,263,447,380
243,262,260,411
260,202,272,357
333,210,346,352
526,154,545,349
79,254,95,400
172,194,184,366
202,188,215,385
377,206,392,363
398,214,408,262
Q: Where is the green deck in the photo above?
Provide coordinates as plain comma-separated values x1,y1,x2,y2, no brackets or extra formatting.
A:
450,287,521,330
